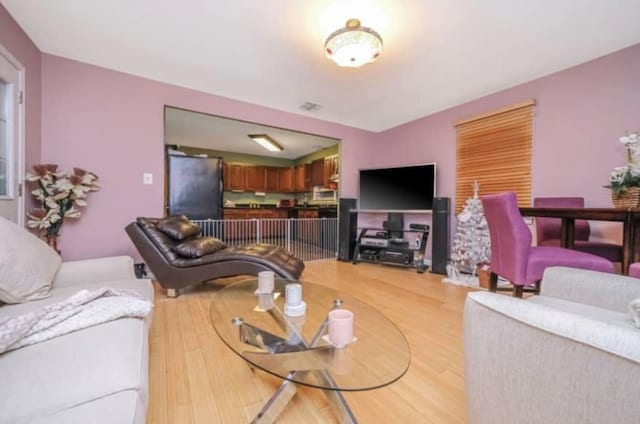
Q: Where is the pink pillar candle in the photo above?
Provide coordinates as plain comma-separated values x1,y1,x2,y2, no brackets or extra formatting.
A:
328,309,354,348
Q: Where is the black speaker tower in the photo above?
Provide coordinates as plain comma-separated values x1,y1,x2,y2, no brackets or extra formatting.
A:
338,198,358,262
431,197,450,274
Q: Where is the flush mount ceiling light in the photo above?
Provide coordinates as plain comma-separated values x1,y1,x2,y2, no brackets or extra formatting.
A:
325,18,383,68
248,134,283,152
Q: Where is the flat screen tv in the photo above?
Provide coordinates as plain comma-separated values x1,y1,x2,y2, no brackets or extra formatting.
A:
358,163,436,212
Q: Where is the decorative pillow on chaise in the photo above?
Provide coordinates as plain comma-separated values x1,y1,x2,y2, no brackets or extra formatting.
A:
0,217,61,304
156,215,201,241
174,237,227,258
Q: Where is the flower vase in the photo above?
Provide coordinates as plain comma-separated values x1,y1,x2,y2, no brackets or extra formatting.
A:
611,187,640,209
45,234,61,255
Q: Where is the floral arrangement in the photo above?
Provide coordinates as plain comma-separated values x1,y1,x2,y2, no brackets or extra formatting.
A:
606,131,640,198
26,164,100,237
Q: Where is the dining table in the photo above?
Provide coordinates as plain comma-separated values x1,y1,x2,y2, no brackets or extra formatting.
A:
519,207,640,275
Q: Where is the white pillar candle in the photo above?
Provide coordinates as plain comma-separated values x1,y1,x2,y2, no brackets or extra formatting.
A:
257,271,275,293
285,283,302,306
286,314,306,345
257,293,274,310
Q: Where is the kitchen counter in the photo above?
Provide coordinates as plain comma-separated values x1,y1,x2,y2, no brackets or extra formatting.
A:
223,205,336,218
224,204,336,209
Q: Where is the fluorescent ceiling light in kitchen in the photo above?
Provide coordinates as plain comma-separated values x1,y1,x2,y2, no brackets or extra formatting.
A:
248,134,283,152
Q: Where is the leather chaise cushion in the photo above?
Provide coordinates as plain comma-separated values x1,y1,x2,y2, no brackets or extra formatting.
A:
174,237,227,258
171,243,304,279
136,217,180,263
156,215,201,241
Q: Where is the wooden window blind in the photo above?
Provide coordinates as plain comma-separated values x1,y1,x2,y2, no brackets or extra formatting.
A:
454,100,535,213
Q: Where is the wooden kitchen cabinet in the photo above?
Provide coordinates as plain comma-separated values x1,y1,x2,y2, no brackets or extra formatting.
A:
310,158,325,186
294,165,303,192
226,163,246,191
298,209,319,218
223,162,319,193
222,208,245,240
324,155,339,188
311,155,339,188
224,208,263,219
259,208,287,239
294,163,312,192
273,209,288,219
245,209,263,222
304,164,312,190
223,207,289,240
222,208,245,219
296,208,320,244
265,167,279,192
277,167,294,192
244,165,266,192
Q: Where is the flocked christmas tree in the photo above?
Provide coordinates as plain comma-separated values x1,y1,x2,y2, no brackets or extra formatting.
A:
449,182,491,277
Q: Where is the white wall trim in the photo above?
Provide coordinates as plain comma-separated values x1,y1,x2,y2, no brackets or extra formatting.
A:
0,42,26,226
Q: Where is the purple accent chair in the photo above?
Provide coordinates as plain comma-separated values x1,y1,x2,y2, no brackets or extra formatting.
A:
482,192,615,297
534,197,623,262
629,263,640,279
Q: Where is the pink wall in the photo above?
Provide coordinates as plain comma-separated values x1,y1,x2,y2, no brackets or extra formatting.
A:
36,31,640,260
366,43,640,244
41,54,377,260
0,4,41,171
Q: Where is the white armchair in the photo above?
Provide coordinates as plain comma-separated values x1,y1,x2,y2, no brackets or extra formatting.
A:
464,267,640,424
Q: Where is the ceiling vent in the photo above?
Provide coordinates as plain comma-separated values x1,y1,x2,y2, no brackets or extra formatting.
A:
299,102,322,112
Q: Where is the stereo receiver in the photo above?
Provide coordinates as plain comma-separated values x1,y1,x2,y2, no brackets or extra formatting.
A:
360,237,389,248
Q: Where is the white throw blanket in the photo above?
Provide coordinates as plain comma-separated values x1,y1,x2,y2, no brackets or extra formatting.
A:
0,287,152,354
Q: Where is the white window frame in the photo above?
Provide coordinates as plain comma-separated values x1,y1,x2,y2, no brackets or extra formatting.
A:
0,43,26,225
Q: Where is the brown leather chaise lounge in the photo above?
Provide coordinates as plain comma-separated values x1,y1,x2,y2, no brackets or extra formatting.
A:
126,216,305,297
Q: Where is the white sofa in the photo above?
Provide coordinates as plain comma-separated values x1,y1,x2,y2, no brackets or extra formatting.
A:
0,256,153,424
464,267,640,424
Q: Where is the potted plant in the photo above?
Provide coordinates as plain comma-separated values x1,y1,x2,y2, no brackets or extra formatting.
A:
475,262,492,289
605,131,640,208
25,164,100,253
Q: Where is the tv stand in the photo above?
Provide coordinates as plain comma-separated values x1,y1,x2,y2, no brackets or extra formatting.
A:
352,224,430,273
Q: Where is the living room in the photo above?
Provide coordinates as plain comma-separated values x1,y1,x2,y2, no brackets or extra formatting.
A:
2,1,640,423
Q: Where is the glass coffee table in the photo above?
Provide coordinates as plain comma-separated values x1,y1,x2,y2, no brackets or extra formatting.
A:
209,278,411,423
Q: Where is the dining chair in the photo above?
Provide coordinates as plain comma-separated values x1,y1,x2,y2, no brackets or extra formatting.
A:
481,192,615,297
533,197,623,262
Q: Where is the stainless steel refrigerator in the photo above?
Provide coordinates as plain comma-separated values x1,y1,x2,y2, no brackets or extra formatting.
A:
166,153,223,220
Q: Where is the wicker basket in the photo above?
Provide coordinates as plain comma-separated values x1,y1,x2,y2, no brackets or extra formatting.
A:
611,187,640,208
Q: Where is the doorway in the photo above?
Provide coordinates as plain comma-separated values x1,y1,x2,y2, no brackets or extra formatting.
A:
163,106,342,261
0,45,24,224
163,106,341,212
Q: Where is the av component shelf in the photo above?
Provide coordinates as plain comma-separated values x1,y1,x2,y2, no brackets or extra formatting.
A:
352,225,430,273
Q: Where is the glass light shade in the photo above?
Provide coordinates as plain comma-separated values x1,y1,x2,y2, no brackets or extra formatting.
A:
325,19,383,68
248,134,283,152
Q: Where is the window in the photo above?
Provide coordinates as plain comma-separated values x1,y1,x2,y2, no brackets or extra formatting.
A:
0,79,8,196
454,100,535,212
0,47,24,224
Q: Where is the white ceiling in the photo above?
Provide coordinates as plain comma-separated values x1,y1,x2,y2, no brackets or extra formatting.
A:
164,107,338,159
3,1,640,132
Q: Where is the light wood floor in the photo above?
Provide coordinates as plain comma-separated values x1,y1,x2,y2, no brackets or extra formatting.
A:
148,260,475,423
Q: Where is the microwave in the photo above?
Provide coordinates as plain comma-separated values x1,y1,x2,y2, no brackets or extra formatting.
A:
312,186,337,201
276,198,296,208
